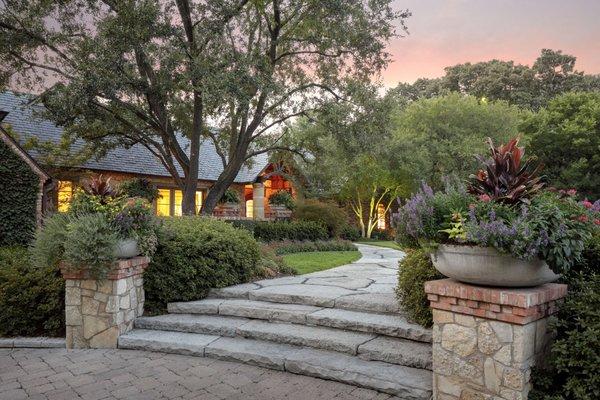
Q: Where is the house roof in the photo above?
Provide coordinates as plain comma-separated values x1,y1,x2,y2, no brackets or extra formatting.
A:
0,91,268,183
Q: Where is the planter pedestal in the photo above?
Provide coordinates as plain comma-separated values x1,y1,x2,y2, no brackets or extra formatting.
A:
61,257,150,349
424,278,567,400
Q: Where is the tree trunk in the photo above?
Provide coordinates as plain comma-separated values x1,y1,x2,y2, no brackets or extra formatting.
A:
201,150,247,215
181,94,203,215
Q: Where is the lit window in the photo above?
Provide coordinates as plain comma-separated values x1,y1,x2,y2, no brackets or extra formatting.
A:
246,199,254,218
173,190,183,216
377,204,386,230
57,181,74,212
195,191,203,214
156,189,171,216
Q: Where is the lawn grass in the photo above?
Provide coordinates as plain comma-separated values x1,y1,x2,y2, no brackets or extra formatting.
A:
282,251,361,275
355,239,401,250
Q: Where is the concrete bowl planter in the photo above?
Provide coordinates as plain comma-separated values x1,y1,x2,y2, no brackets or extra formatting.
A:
114,238,141,259
431,244,559,287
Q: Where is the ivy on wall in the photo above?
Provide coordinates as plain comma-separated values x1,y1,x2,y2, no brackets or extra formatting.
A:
0,139,40,246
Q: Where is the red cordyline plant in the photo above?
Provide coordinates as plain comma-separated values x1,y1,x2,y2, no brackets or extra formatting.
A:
82,174,118,202
468,137,545,205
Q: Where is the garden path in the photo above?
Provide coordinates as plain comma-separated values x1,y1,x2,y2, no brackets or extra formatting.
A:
119,243,433,399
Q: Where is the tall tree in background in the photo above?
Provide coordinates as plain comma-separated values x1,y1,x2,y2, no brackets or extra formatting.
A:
522,91,600,199
394,49,600,110
0,0,408,214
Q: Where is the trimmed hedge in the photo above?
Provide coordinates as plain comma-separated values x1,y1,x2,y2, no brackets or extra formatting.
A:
395,248,444,328
293,199,346,237
144,217,261,313
267,239,357,255
0,246,65,337
253,220,328,242
339,224,361,241
0,139,40,246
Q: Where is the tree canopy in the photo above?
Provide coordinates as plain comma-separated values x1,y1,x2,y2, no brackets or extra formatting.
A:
522,91,600,199
393,49,600,110
0,0,409,214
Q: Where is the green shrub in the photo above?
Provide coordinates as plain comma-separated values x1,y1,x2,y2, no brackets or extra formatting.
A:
339,224,361,241
227,219,257,232
253,220,328,242
530,272,600,400
268,239,357,255
395,248,444,328
268,190,295,210
257,245,297,277
219,189,240,204
370,228,393,241
119,178,159,202
0,246,64,337
144,217,261,313
0,139,39,246
293,199,346,237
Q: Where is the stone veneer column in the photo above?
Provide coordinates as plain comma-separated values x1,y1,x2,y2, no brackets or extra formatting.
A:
61,256,150,349
424,278,567,400
252,182,265,220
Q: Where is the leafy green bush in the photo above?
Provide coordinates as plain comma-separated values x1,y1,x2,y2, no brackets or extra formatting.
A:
219,189,240,204
119,178,159,202
530,272,600,400
395,248,444,328
267,239,357,255
268,190,295,210
144,217,261,313
339,224,361,241
0,246,64,337
257,245,297,277
0,139,39,246
293,199,346,237
253,220,328,242
370,228,393,241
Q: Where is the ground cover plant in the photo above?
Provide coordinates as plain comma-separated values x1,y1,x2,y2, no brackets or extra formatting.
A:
266,239,356,255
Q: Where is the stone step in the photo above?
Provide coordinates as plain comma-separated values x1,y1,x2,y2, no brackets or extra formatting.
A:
134,314,431,369
208,283,402,313
168,298,432,343
118,329,432,399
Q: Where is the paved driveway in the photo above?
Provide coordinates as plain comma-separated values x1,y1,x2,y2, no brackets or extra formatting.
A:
0,348,397,400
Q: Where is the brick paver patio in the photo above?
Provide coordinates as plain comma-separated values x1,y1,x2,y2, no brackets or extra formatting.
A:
0,348,398,400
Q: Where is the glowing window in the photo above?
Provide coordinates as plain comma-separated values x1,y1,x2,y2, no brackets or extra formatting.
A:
173,190,183,216
377,204,386,230
156,189,171,216
57,181,74,212
195,191,203,214
246,199,254,218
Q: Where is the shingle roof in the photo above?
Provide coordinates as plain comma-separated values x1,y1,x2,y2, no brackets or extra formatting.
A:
0,91,267,183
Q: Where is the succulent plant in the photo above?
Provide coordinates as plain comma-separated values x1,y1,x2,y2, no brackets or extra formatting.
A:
468,137,545,205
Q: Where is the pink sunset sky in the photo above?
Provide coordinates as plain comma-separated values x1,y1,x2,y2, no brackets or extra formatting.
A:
383,0,600,86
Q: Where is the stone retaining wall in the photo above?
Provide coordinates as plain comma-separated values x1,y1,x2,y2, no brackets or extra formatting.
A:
62,257,149,349
425,279,567,400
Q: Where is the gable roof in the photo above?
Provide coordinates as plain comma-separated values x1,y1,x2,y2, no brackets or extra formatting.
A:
0,91,267,183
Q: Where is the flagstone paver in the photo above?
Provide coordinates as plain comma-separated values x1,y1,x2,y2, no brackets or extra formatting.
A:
0,348,399,399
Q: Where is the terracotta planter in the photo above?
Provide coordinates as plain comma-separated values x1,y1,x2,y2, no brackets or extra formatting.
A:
431,244,559,287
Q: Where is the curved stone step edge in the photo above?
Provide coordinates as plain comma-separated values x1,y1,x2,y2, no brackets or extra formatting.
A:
134,314,432,369
168,299,432,343
118,329,431,399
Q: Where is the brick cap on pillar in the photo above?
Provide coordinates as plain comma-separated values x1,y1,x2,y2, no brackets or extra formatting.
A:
60,256,150,280
424,278,567,325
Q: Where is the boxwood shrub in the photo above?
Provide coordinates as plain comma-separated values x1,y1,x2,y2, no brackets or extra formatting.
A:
0,139,40,246
292,199,345,237
144,217,261,313
253,220,328,242
0,246,65,337
395,247,444,328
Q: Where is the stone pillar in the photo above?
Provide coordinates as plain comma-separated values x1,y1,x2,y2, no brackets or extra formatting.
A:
252,182,265,220
61,256,150,349
424,279,567,400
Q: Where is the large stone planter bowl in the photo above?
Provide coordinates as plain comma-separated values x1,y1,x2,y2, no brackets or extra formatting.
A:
114,238,141,259
431,244,559,287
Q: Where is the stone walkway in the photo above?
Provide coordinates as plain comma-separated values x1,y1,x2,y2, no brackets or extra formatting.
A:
0,348,396,400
